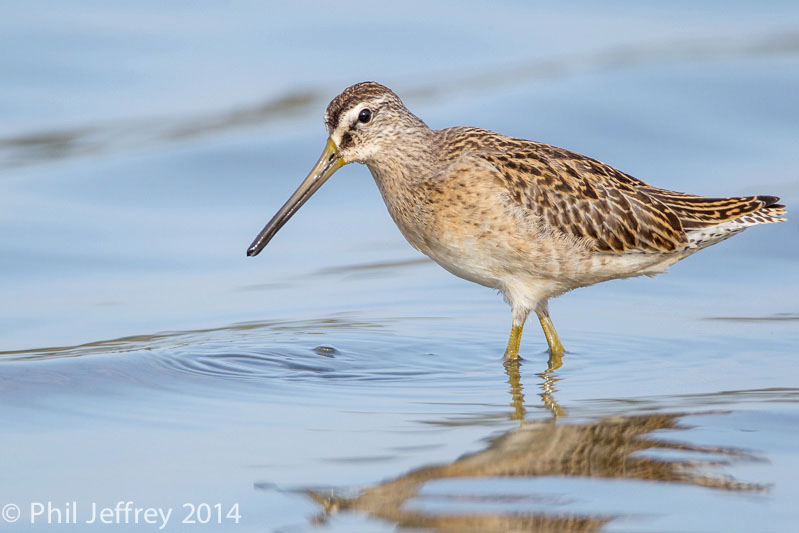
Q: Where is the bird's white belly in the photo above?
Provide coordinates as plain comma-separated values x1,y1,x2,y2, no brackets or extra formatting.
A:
414,227,687,309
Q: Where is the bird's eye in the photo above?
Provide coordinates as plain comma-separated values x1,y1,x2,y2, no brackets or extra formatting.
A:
358,108,372,123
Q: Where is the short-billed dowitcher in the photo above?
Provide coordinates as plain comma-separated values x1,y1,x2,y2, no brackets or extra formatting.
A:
247,82,786,359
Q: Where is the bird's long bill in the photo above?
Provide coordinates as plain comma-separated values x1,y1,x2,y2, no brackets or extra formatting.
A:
247,138,346,257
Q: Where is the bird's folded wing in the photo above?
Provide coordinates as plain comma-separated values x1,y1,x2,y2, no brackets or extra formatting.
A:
478,146,687,253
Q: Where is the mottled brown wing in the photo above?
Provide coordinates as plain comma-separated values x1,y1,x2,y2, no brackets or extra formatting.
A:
479,145,687,253
637,188,785,229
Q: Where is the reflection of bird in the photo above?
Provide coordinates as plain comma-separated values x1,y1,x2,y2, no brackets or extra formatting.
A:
302,411,764,530
247,82,786,358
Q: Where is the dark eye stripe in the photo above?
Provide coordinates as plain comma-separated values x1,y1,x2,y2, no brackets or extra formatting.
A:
339,132,354,150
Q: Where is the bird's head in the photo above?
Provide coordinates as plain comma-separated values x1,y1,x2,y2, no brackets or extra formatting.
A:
323,81,418,164
247,82,425,257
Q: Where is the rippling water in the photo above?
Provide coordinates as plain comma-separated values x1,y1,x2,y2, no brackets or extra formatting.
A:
2,2,799,532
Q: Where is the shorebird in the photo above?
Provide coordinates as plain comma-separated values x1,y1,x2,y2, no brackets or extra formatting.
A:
247,82,786,359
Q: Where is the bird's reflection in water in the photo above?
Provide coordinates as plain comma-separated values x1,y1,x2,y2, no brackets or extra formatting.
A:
505,351,565,420
293,356,766,531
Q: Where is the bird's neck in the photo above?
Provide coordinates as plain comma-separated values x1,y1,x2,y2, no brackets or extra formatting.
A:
365,127,440,246
367,122,437,188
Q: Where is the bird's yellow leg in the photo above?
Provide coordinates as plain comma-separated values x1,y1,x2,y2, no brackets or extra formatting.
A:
537,313,565,355
504,325,523,360
546,349,564,372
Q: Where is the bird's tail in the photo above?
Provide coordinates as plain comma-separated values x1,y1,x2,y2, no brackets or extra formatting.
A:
641,189,786,249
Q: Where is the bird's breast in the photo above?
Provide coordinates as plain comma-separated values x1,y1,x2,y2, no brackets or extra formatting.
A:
369,165,531,288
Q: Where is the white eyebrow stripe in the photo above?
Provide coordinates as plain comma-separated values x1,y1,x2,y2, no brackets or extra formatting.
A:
329,95,391,145
330,107,361,146
341,106,362,128
342,96,390,127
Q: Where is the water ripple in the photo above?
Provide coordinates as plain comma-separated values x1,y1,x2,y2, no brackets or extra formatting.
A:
0,316,467,393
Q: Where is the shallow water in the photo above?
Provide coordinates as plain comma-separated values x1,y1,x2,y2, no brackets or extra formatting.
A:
2,3,799,532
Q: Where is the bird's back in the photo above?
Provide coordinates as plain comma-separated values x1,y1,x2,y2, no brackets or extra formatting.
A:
434,127,786,255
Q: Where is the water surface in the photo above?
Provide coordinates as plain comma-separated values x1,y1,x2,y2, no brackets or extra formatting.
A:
1,3,798,532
